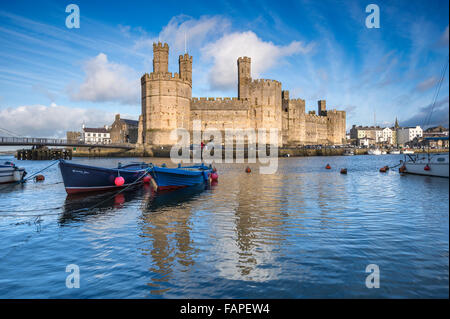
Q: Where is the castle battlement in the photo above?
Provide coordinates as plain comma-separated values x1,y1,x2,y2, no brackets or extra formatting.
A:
192,97,249,103
238,56,251,63
305,113,328,123
153,42,169,50
146,72,193,84
179,54,193,62
251,79,281,87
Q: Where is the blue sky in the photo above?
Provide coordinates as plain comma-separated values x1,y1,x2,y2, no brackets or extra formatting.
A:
0,0,448,138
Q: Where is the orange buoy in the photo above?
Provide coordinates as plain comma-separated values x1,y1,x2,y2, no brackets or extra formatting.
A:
34,174,45,182
379,167,387,173
114,176,125,186
424,164,430,171
325,164,331,169
399,165,406,173
245,166,251,173
340,168,347,174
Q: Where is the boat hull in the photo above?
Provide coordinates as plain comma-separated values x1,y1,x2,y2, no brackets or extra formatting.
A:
403,162,449,178
0,165,26,184
59,160,149,194
150,165,212,190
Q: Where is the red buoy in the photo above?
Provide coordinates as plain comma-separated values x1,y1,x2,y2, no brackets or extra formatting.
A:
114,176,125,186
211,172,218,181
245,166,251,173
142,175,151,183
34,174,45,182
424,164,430,171
325,164,331,169
399,165,406,173
340,168,347,174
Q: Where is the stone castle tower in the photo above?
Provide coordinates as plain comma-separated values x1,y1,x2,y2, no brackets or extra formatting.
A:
138,42,192,145
138,42,346,147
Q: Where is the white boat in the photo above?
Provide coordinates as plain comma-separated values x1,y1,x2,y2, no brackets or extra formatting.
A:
0,162,27,184
381,151,387,155
390,150,401,155
343,149,354,156
401,153,449,178
367,148,382,155
402,149,414,154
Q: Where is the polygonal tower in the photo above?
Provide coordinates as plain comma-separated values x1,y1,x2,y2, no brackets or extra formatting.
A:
139,42,192,146
179,54,192,82
152,42,169,73
318,100,327,116
237,57,251,100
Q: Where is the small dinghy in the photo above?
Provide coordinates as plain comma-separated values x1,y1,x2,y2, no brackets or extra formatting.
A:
0,161,27,184
59,160,150,194
148,163,214,191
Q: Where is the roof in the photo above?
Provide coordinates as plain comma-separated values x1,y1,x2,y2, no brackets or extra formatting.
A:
83,127,109,133
120,119,138,126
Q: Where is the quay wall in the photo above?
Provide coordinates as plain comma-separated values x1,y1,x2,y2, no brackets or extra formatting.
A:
71,146,449,158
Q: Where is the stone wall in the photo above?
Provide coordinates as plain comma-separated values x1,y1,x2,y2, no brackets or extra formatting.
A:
138,42,346,147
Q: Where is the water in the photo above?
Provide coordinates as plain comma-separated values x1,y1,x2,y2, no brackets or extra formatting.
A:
0,155,448,298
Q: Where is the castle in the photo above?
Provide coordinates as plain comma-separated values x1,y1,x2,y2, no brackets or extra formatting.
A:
137,42,346,147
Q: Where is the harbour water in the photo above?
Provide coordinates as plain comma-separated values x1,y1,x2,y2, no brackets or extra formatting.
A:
0,155,448,298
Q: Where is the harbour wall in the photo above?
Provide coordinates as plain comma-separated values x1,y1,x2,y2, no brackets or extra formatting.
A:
70,146,449,158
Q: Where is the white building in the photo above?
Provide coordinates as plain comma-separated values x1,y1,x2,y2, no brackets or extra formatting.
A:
397,126,423,145
375,129,384,143
82,124,111,144
382,127,393,144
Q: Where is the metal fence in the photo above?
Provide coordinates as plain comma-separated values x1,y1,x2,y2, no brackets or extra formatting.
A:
0,136,133,149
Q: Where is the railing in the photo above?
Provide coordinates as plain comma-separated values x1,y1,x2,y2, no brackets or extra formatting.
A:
0,136,134,149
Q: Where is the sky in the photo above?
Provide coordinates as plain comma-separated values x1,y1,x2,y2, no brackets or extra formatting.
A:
0,0,448,138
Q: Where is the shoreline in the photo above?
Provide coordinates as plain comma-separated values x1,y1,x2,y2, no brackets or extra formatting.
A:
67,146,449,158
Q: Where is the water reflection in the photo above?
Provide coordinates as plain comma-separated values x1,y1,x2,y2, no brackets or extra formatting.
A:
60,186,145,225
140,184,207,295
212,169,288,282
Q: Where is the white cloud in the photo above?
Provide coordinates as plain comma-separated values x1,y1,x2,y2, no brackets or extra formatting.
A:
202,31,314,90
0,104,116,138
134,15,230,53
69,53,140,105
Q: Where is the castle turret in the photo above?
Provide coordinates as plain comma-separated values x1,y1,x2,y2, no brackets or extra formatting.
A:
152,42,169,74
318,100,327,116
237,57,251,100
179,54,193,83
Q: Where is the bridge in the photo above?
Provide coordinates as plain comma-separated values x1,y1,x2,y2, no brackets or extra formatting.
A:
0,136,135,150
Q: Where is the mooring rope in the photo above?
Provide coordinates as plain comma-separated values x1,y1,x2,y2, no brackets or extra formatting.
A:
20,160,60,183
0,167,153,218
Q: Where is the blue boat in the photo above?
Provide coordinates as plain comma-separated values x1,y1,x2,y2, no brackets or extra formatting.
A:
59,160,150,194
148,163,214,191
